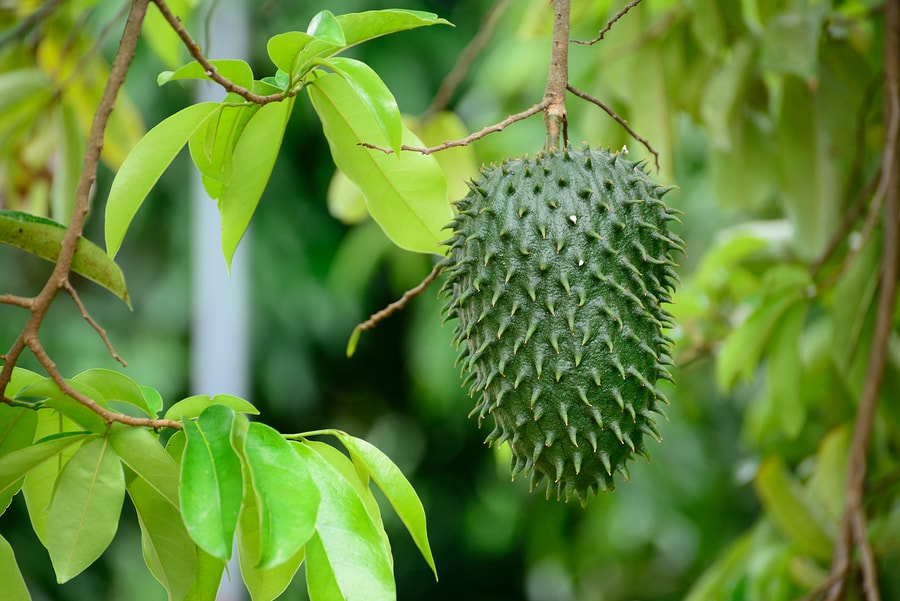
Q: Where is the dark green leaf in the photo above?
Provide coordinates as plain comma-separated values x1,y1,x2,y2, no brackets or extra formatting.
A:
338,433,436,578
219,98,293,269
180,405,244,560
129,476,199,601
0,211,130,306
294,442,395,601
241,422,318,568
105,102,219,258
47,436,125,582
158,59,254,89
0,534,30,601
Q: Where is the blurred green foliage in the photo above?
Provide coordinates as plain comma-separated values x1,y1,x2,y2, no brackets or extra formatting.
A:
1,0,898,599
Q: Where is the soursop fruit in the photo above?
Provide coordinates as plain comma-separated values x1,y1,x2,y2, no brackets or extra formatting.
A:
440,146,683,503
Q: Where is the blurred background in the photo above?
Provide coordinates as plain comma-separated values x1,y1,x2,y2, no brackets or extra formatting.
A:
1,0,897,599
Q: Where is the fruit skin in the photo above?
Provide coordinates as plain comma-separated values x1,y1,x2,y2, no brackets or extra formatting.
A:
440,147,683,504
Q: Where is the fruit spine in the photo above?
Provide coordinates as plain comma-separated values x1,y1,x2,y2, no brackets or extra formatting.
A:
440,146,683,503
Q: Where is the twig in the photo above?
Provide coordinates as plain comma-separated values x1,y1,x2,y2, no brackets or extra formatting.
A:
543,0,570,149
566,84,660,171
426,0,511,117
355,263,442,333
573,0,644,45
360,101,549,155
151,0,290,105
0,295,33,309
62,281,126,367
823,2,899,598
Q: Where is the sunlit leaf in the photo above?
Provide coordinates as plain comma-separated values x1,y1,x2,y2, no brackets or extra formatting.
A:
105,102,219,258
0,432,91,505
327,169,369,225
0,534,30,601
72,369,150,417
267,31,315,74
140,386,164,417
180,405,244,560
322,57,402,154
0,405,38,458
219,98,293,269
188,103,260,198
16,378,108,434
47,436,125,582
337,9,452,48
294,441,395,601
142,0,190,70
413,111,479,202
308,72,451,255
307,10,346,46
241,422,318,569
0,211,130,307
337,433,436,578
164,394,260,422
158,59,254,89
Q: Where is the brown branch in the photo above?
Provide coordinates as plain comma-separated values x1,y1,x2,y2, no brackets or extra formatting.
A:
426,0,511,117
0,295,33,309
573,0,645,45
543,0,570,150
62,281,126,367
151,0,289,105
355,263,442,333
567,84,660,171
824,2,899,598
360,101,549,155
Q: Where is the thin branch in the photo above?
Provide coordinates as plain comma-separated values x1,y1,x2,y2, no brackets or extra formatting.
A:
360,100,549,155
567,84,660,171
62,281,126,367
151,0,289,105
426,0,511,117
0,295,33,309
355,263,442,333
543,0,570,149
824,2,899,598
573,0,645,45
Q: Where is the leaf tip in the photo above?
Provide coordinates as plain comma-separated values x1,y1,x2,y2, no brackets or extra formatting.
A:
346,326,362,357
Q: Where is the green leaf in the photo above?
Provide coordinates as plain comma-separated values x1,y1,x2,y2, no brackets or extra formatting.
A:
110,424,180,507
754,455,833,561
765,302,809,438
16,378,108,433
322,57,402,154
51,102,85,222
0,432,90,509
337,433,436,578
760,8,825,80
412,111,479,202
308,72,451,255
327,169,369,226
237,466,306,601
0,211,130,306
105,102,219,258
180,405,244,560
808,426,850,523
0,534,31,601
337,10,453,48
304,531,343,601
72,368,151,417
129,476,199,601
140,386,164,417
158,59,254,89
0,405,38,457
241,422,318,568
143,0,190,70
307,10,346,46
164,393,260,422
185,548,226,601
3,366,44,398
188,103,260,198
47,436,125,582
267,31,315,74
295,441,395,601
219,98,293,269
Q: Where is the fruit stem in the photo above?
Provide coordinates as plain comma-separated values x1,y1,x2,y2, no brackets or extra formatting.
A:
543,0,570,151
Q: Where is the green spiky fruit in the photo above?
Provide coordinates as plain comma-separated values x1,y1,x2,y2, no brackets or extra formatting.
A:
440,147,683,504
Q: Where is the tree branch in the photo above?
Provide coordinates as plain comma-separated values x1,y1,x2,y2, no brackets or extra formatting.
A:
151,0,290,105
354,263,442,334
823,2,899,599
543,0,570,149
62,281,126,367
573,0,645,45
567,84,660,171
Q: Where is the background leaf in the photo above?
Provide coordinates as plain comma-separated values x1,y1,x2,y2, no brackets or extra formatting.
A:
0,534,31,601
158,59,254,89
